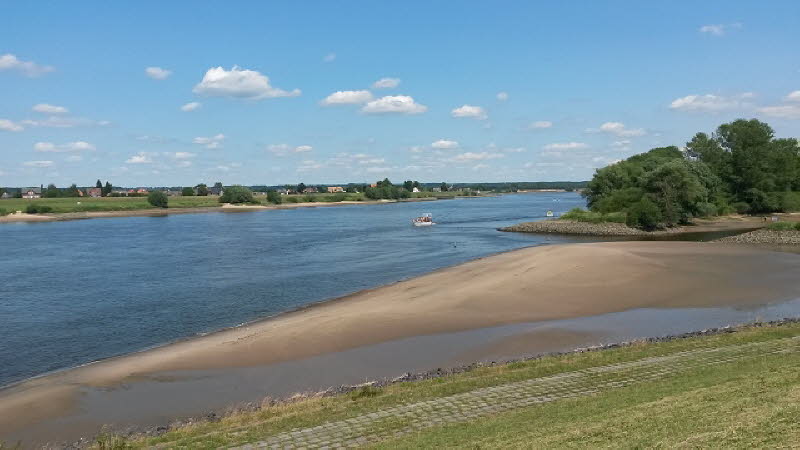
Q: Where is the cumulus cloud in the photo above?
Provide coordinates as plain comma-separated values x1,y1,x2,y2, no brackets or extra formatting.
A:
451,104,488,120
372,77,400,89
268,144,313,156
323,53,336,63
23,160,54,168
125,152,153,164
592,121,646,137
173,152,196,160
145,66,172,80
496,92,509,101
320,90,373,105
181,102,201,112
452,152,504,162
0,54,54,77
543,142,588,150
34,141,95,152
366,166,392,173
431,139,459,149
32,103,68,114
0,119,23,132
669,93,752,112
786,91,800,102
528,120,552,129
757,105,800,119
699,23,742,36
361,95,427,114
193,134,225,149
193,66,301,100
21,116,110,128
297,159,323,172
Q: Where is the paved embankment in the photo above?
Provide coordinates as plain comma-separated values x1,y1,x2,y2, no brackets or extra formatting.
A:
230,336,799,449
499,220,660,236
716,229,800,245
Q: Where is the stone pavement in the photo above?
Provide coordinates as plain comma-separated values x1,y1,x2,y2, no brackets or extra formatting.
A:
225,336,798,449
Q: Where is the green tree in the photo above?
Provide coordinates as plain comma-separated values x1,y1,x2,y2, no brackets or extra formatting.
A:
66,184,81,197
626,197,663,231
181,187,195,196
440,182,448,192
96,180,103,189
219,185,254,204
297,182,306,193
213,182,223,189
195,183,209,196
103,181,112,197
147,191,169,208
403,180,414,191
266,190,282,204
44,183,60,198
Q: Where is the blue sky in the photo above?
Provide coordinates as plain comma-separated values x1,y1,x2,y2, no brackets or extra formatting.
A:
1,1,799,187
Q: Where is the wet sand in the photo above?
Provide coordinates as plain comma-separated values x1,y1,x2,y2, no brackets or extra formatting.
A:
2,241,800,445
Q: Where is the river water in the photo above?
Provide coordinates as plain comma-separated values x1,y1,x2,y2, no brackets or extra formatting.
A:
0,193,586,388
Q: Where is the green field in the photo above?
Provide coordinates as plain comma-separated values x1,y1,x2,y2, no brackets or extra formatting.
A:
0,196,222,214
89,322,800,449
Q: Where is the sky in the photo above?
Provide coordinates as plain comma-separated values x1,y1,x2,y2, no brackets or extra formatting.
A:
1,1,799,187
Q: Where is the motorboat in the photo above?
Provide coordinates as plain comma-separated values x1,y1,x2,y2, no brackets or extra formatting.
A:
412,213,435,226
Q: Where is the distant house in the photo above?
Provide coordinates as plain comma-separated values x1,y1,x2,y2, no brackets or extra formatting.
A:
110,190,129,197
136,188,149,194
327,186,344,193
165,190,182,197
303,187,318,194
432,187,442,193
1,191,13,199
22,187,42,199
208,186,224,196
86,187,102,198
412,187,420,193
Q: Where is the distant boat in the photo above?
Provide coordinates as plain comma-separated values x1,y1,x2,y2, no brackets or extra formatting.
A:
546,210,554,217
412,213,435,227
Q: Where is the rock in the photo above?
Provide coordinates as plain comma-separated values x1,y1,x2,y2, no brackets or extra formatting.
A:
715,229,800,245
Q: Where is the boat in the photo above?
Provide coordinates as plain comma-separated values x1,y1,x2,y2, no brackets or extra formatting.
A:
546,210,554,217
412,213,435,227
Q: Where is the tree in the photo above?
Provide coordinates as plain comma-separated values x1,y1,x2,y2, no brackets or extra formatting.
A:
440,182,448,192
181,187,195,196
219,185,254,204
642,159,712,226
44,184,60,198
96,180,103,189
103,181,112,197
626,197,662,231
403,180,414,191
266,190,282,204
147,191,169,208
195,183,209,196
213,182,223,189
297,182,307,193
66,184,81,197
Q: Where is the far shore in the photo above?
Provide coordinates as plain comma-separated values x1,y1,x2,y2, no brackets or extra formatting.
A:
2,240,800,443
0,197,442,225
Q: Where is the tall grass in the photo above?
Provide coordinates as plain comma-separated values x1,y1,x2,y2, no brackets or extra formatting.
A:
561,208,626,224
766,221,800,231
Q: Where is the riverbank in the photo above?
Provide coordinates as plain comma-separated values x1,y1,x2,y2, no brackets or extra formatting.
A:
2,241,800,446
716,228,800,245
0,197,439,224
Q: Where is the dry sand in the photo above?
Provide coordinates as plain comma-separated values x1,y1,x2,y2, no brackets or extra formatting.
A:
2,241,800,440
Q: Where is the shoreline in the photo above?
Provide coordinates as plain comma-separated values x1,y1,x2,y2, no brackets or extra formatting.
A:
2,241,800,444
0,197,441,225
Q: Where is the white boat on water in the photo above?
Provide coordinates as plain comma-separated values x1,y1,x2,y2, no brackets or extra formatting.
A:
412,213,435,227
546,210,554,217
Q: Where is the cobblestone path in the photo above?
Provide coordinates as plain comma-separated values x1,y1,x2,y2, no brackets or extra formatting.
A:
226,336,798,449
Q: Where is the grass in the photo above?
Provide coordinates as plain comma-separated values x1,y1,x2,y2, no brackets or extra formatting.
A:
767,221,800,231
561,207,627,224
92,322,800,449
0,196,222,213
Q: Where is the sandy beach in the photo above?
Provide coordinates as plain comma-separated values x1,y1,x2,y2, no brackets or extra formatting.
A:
2,240,800,445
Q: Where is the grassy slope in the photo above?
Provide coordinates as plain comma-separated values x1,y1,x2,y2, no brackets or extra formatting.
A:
107,322,800,449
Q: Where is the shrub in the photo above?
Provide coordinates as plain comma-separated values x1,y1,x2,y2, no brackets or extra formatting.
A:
561,208,625,224
626,197,662,231
766,221,800,231
266,190,282,204
181,187,195,196
219,186,255,204
25,204,54,214
744,188,777,214
778,192,800,212
147,191,169,208
284,196,300,203
0,208,7,216
695,202,718,218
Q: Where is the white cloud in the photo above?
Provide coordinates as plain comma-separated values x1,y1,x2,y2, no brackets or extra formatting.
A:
0,119,23,132
23,160,54,168
66,155,83,162
193,134,225,149
145,66,172,80
452,152,504,162
472,163,489,170
0,54,54,77
34,141,95,152
323,53,337,63
21,116,110,128
297,159,323,172
193,66,301,100
529,120,552,129
543,142,588,150
699,23,741,36
181,102,202,112
496,92,509,101
785,91,800,102
613,140,632,149
268,144,314,156
594,121,646,137
451,104,488,120
176,160,193,168
125,152,153,164
173,152,196,160
320,90,373,105
32,103,68,114
757,105,800,119
366,166,392,173
431,139,459,149
361,95,427,115
669,93,751,112
372,77,400,89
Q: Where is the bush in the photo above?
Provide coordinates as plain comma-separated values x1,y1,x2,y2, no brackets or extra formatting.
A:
266,190,282,204
626,197,662,231
25,204,54,214
561,208,626,224
744,188,777,214
284,196,300,203
0,208,7,216
695,202,718,218
181,187,195,196
219,186,255,204
778,192,800,212
147,191,169,208
732,202,751,214
767,221,800,231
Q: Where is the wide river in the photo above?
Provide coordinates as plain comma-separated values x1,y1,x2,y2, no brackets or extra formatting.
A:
0,192,586,388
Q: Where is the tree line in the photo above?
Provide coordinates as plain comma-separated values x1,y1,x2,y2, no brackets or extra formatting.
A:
584,119,800,230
